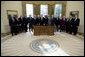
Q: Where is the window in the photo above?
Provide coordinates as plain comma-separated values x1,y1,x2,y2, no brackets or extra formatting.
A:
54,4,62,17
26,4,33,17
40,5,48,17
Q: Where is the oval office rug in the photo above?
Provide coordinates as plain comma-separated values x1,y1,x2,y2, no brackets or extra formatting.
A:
30,39,59,53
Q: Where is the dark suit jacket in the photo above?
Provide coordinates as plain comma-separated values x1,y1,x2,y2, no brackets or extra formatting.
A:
23,17,28,25
50,17,54,26
75,18,80,26
54,17,60,25
9,16,18,27
36,17,41,25
43,17,48,26
40,17,44,25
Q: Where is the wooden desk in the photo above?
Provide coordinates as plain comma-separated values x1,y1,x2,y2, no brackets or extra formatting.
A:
34,26,54,35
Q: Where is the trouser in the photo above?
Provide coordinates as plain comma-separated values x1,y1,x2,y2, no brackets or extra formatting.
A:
10,26,17,36
60,25,65,32
10,26,14,36
19,25,22,32
73,26,78,35
55,24,59,31
24,24,28,32
21,24,24,31
17,25,22,33
66,26,70,33
69,26,72,34
60,25,62,32
29,24,33,32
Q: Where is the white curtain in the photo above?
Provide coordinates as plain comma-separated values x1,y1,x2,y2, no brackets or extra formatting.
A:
26,4,33,17
40,5,48,17
54,4,62,17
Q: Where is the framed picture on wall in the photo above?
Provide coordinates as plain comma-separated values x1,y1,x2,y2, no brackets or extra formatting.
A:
70,11,79,17
7,10,18,18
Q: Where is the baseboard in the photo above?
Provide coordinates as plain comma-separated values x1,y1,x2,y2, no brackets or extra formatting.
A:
1,32,11,37
78,32,84,36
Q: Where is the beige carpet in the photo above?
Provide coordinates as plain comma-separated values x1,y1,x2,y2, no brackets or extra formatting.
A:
1,31,84,56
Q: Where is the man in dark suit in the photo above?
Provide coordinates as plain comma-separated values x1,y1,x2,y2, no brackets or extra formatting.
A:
73,15,80,35
31,15,35,31
67,16,72,34
70,15,75,34
33,15,37,26
18,16,23,32
8,15,14,36
36,15,41,25
35,15,38,25
50,15,55,26
8,15,18,36
65,18,71,33
40,15,44,25
23,15,28,32
13,15,19,34
43,15,48,26
54,16,60,31
28,15,34,32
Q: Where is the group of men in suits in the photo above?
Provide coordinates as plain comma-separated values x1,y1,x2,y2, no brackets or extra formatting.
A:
8,14,80,36
59,15,80,35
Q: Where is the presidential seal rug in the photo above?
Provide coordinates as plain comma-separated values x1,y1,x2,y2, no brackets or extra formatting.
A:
30,39,59,53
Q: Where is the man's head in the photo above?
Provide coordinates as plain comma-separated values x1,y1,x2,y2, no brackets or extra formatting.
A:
33,15,36,18
38,15,40,17
40,14,43,17
45,15,48,18
29,15,31,17
51,14,54,18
